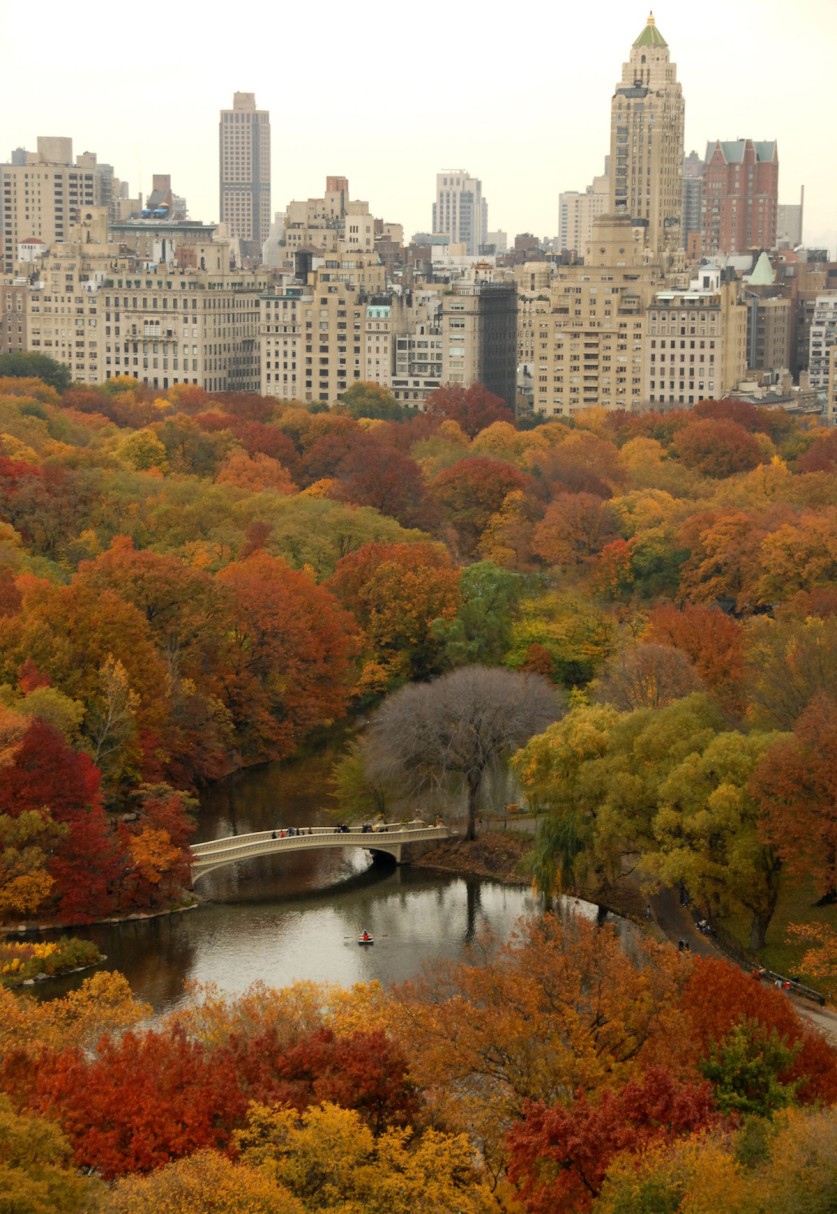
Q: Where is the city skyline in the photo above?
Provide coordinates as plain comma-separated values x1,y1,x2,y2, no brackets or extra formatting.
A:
1,0,834,256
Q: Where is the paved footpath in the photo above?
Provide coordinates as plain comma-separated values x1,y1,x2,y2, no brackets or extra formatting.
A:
649,885,837,1040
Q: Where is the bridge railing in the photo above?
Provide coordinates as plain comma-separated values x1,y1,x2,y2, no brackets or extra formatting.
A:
190,823,449,865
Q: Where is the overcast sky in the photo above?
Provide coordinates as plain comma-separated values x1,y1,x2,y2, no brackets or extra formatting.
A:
2,0,834,255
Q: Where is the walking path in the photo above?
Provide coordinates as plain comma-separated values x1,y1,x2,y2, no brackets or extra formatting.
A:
649,885,837,1039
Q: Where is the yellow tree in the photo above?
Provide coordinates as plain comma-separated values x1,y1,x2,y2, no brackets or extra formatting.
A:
0,809,63,920
104,1149,303,1214
0,970,148,1057
0,1094,100,1214
236,1102,494,1214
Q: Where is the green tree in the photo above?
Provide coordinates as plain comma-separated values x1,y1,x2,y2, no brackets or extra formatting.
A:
506,591,615,687
513,700,621,895
0,352,71,392
702,1019,800,1117
432,560,525,668
514,694,727,899
340,381,406,421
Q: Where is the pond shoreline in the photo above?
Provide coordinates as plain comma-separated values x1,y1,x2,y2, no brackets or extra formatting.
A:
410,830,648,923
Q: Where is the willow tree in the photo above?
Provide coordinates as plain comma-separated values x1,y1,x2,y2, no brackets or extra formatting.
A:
363,666,563,840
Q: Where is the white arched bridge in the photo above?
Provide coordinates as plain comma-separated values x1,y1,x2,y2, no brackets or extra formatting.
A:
190,822,452,884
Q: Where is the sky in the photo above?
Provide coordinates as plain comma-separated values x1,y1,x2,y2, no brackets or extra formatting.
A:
1,0,835,256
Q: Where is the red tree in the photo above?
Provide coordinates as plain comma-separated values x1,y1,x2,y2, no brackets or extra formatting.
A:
30,1028,243,1178
431,457,529,558
221,1026,418,1135
752,694,837,900
673,418,764,478
0,717,121,921
327,435,438,530
506,1068,718,1213
215,552,357,761
645,602,746,715
425,383,514,438
680,956,837,1106
796,429,837,474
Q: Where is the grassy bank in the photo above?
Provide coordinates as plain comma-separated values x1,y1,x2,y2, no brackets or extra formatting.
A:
719,879,837,998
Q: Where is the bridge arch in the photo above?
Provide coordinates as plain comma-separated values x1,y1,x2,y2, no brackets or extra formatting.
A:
190,824,450,884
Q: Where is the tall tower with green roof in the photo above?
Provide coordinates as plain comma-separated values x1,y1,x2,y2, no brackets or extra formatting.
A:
609,13,685,260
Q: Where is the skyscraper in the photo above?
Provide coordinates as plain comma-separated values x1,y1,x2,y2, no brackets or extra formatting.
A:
219,92,271,262
432,171,486,256
609,13,684,258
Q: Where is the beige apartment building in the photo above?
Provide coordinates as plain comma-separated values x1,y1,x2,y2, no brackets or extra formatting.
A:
0,138,137,276
6,208,271,392
516,262,555,366
610,15,684,259
281,178,377,258
259,275,417,404
558,165,609,256
533,214,664,417
260,275,517,408
1,138,98,275
646,267,747,407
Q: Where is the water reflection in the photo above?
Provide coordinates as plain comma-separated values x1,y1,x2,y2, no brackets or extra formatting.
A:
54,865,537,1015
34,750,611,1016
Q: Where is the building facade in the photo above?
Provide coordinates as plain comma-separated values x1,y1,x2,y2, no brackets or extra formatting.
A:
260,277,517,409
7,208,270,392
533,214,664,418
559,164,609,256
1,138,97,275
808,294,837,399
432,171,487,256
777,187,804,248
682,150,703,257
609,15,685,259
827,343,837,424
701,139,779,257
219,93,271,262
646,267,747,407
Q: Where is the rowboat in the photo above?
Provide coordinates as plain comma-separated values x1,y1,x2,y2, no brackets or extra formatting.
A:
358,932,374,945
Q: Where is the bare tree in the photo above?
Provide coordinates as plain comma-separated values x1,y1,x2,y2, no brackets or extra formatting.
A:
594,643,703,712
364,666,564,840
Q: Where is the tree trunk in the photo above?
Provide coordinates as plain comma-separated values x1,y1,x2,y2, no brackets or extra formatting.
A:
466,771,481,841
749,910,770,952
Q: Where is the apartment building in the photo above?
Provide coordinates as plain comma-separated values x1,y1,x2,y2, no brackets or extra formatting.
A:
827,344,837,424
281,178,377,258
259,275,517,408
646,266,747,407
809,294,837,399
558,165,609,257
8,209,270,391
533,214,664,418
259,276,418,403
702,140,779,257
1,138,97,275
0,279,28,354
432,172,487,257
444,281,517,406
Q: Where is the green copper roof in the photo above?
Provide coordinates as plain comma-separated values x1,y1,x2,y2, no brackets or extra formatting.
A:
633,13,668,48
749,251,776,286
